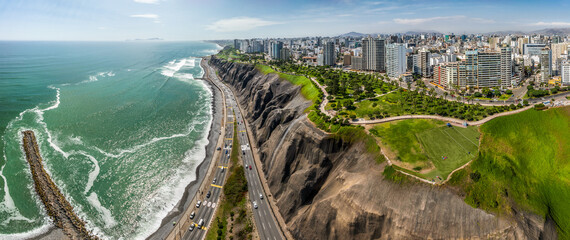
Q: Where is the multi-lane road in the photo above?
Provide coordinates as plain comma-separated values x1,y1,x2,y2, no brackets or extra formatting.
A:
179,59,284,240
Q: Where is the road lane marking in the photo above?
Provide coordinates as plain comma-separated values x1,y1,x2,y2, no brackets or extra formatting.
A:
225,138,233,140
218,166,227,169
239,130,246,132
211,184,223,188
262,222,266,230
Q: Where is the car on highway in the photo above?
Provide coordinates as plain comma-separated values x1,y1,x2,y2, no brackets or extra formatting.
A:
245,164,248,169
206,191,211,198
259,194,263,200
189,225,194,232
212,178,217,184
253,201,258,209
196,201,201,208
198,219,205,228
190,211,195,219
249,165,252,170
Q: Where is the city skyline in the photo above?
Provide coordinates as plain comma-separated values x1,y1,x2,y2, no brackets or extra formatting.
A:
2,0,570,41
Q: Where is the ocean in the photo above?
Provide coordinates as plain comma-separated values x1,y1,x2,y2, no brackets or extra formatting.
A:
0,41,221,239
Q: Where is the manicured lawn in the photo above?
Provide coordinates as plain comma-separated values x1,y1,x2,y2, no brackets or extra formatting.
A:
451,106,570,239
417,125,479,179
370,119,479,180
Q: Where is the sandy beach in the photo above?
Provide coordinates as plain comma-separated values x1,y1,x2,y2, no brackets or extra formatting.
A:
146,58,223,240
34,57,223,240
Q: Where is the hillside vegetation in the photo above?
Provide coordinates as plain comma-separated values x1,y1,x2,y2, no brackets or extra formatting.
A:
370,119,479,180
450,106,570,239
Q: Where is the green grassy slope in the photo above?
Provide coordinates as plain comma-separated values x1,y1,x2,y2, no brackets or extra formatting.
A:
370,119,479,180
452,107,570,239
417,126,479,179
255,64,320,103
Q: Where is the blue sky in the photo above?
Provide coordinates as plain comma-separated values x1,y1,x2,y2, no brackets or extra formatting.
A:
1,0,570,41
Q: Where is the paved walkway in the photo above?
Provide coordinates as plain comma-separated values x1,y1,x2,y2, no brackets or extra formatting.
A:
351,104,533,126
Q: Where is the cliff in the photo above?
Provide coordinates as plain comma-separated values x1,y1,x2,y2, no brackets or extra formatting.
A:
208,58,551,240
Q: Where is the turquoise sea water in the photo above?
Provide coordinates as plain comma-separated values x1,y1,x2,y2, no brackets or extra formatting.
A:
0,41,220,239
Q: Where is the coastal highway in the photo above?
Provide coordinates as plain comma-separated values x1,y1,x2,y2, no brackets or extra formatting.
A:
180,62,234,240
192,60,284,240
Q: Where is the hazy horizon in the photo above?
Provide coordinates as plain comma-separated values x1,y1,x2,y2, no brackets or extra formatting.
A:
2,0,570,41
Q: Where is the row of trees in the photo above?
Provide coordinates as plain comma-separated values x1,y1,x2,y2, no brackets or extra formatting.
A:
271,61,399,99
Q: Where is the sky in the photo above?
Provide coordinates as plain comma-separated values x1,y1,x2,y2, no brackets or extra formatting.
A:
1,0,570,41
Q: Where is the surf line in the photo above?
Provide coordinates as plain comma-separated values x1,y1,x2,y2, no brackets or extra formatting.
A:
21,130,98,240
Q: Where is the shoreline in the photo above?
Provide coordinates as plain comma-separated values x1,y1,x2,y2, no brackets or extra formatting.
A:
145,57,223,240
32,56,223,240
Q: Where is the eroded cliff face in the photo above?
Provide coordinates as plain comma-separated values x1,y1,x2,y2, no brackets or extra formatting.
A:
209,57,549,240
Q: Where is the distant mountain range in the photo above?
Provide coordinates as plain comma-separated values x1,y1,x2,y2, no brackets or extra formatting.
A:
485,28,570,36
337,30,442,38
338,28,570,37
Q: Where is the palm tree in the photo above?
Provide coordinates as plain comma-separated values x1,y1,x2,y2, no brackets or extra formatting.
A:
444,91,449,100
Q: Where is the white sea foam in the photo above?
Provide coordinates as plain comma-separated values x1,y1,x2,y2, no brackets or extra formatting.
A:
0,222,52,240
0,96,54,225
161,58,188,77
87,192,117,228
78,151,100,195
68,135,83,145
93,122,201,159
79,71,115,84
136,60,214,239
32,86,70,159
0,134,33,225
135,119,212,240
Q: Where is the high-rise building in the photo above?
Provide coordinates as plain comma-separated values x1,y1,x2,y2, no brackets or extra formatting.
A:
270,41,283,60
351,56,363,70
478,51,501,88
252,40,263,53
385,43,406,78
524,43,547,55
562,61,570,85
343,53,352,66
234,39,240,49
362,37,385,72
280,48,291,61
419,50,431,77
540,48,552,82
489,37,500,50
445,62,460,89
433,64,446,87
407,54,414,72
324,42,335,66
460,50,478,88
517,37,529,54
551,43,568,75
500,47,512,88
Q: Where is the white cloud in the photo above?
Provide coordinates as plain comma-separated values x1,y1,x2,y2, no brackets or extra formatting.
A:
471,18,495,24
134,0,160,4
206,17,281,32
532,21,570,26
130,14,159,19
393,15,465,24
